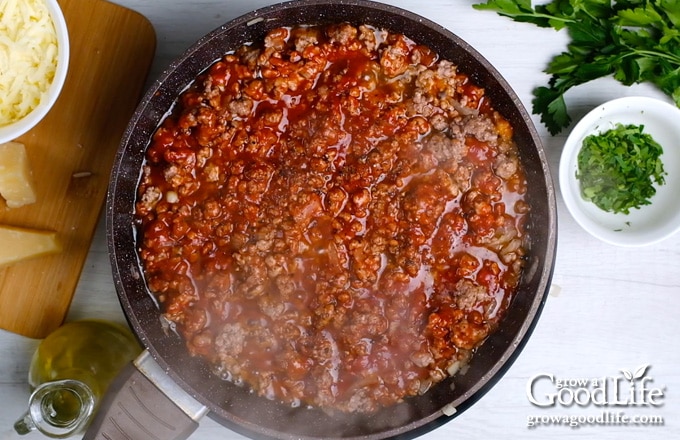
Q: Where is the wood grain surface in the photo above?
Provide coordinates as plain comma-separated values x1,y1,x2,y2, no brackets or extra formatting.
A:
0,0,156,338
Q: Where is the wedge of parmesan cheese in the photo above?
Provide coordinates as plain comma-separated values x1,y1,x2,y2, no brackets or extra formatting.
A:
0,141,37,208
0,224,61,268
0,0,59,126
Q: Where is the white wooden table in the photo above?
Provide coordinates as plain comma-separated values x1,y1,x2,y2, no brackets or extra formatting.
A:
1,1,678,439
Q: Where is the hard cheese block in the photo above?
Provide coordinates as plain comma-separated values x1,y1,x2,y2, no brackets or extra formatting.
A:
0,142,37,208
0,225,61,267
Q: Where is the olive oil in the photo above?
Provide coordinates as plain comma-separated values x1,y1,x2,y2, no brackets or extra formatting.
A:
28,319,141,397
15,320,141,437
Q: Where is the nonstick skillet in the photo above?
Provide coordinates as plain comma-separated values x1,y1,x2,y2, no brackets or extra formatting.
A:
97,1,557,439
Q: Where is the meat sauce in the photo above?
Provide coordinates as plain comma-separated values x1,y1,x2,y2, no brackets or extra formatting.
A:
135,23,529,413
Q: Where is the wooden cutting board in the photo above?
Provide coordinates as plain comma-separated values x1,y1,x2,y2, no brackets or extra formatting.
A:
0,0,156,338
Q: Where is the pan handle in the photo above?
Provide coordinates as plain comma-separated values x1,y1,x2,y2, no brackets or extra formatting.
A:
83,351,208,440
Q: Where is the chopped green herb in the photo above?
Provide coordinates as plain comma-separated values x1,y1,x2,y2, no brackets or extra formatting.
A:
576,123,666,214
472,0,680,135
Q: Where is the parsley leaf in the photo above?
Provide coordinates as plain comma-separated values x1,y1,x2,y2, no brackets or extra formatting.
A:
473,0,680,135
576,123,666,214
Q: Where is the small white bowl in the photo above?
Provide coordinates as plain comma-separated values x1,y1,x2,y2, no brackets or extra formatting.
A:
0,0,70,144
559,96,680,247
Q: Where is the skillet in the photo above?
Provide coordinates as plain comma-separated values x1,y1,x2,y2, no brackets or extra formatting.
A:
99,1,558,439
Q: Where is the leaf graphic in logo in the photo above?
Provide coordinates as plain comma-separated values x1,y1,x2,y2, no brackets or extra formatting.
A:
633,364,650,380
621,369,633,381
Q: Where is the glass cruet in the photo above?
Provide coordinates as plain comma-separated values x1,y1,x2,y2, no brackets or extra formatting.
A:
13,319,141,438
14,379,96,438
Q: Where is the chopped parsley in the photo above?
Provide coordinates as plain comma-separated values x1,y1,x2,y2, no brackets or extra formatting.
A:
576,123,666,214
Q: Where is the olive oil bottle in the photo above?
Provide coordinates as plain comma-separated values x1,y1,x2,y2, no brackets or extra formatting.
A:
14,320,141,438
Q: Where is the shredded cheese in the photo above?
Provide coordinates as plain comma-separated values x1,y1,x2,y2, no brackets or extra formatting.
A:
0,0,59,127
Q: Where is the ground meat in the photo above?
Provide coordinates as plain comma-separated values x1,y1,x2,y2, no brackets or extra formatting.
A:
327,23,358,45
454,278,495,312
136,23,529,414
493,152,519,179
462,114,499,144
227,97,253,118
424,131,467,163
215,323,246,357
292,26,320,52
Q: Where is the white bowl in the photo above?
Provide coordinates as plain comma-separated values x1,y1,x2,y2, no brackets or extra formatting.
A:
559,96,680,247
0,0,70,144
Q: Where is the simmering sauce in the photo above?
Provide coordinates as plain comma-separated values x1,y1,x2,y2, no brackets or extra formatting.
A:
135,23,529,412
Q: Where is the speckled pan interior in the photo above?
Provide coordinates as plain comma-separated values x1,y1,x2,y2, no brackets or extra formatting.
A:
106,1,557,438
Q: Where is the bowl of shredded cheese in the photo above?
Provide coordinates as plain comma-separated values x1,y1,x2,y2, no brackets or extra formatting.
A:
0,0,69,144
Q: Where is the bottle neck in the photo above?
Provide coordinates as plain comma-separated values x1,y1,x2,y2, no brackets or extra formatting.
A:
14,379,96,438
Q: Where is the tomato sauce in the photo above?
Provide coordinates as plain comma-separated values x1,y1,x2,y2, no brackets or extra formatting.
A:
135,23,529,413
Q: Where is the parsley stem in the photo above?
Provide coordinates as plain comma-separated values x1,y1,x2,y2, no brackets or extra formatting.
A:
629,49,680,66
498,11,576,25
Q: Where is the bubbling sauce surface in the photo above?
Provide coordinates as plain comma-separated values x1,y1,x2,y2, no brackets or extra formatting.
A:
135,23,529,412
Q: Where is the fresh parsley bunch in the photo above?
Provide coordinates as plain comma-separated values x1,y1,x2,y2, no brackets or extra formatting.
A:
473,0,680,135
